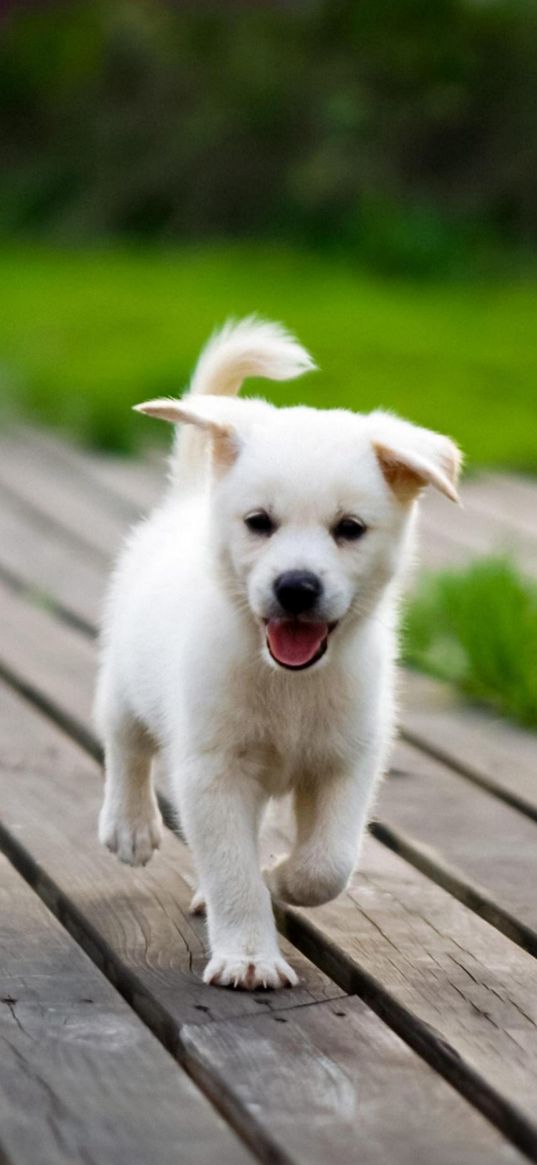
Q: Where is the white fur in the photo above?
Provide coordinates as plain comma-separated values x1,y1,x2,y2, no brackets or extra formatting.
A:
95,318,460,991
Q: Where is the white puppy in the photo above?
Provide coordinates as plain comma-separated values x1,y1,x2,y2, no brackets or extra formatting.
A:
95,318,460,991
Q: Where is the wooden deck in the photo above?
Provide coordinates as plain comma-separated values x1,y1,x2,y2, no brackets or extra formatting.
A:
2,425,537,1165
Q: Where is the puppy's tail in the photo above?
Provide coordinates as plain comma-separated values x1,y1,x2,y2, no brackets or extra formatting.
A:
175,317,315,484
187,316,315,399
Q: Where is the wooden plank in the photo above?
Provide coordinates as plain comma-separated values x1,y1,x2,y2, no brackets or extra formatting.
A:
269,828,537,1158
0,484,102,633
464,473,537,542
1,688,517,1165
181,1001,524,1165
19,425,165,514
0,855,254,1165
0,578,97,736
402,670,537,819
0,431,123,560
2,584,537,1157
377,738,537,946
2,436,537,830
419,487,537,578
15,425,165,516
414,522,474,573
79,449,164,512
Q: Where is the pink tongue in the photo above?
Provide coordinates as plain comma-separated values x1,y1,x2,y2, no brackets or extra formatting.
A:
267,619,328,667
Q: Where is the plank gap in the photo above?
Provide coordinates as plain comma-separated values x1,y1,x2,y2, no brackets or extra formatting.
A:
400,724,537,825
370,820,537,958
275,905,537,1163
0,820,295,1165
0,560,96,642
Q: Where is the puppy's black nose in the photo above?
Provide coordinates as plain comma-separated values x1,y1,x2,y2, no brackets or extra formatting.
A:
274,571,322,615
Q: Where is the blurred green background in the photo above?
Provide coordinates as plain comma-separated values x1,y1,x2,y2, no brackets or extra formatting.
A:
1,0,536,465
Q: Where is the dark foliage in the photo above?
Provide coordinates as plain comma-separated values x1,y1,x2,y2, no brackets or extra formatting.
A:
2,0,537,271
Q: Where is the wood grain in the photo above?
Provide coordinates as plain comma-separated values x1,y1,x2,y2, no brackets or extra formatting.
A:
0,484,101,635
402,669,537,819
379,738,537,944
183,999,525,1165
0,854,253,1165
0,432,122,560
266,820,537,1153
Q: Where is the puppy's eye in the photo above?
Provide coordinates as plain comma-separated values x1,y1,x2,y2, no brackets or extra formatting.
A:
332,516,367,542
244,510,275,536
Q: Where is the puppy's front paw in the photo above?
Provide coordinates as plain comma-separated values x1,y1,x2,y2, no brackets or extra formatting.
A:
203,953,298,991
99,801,163,867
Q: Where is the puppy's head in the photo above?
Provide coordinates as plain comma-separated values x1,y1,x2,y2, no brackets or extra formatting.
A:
137,396,461,673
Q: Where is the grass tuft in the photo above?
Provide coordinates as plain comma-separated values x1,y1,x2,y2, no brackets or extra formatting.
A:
403,557,537,728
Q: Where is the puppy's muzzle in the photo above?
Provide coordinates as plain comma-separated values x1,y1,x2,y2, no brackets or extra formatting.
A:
273,571,322,616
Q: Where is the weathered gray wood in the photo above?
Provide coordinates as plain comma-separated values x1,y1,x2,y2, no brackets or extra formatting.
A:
17,425,165,517
0,484,102,633
81,449,164,512
0,853,253,1165
379,737,537,946
0,577,97,734
182,999,524,1165
419,487,537,578
463,473,537,542
2,581,537,1157
402,669,537,819
414,522,474,573
266,818,537,1147
2,686,519,1165
0,432,124,559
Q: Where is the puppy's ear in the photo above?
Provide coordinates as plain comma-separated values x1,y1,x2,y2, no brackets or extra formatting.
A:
134,397,239,470
371,414,462,503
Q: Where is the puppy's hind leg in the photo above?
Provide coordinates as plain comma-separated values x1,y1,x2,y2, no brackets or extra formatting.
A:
98,709,163,867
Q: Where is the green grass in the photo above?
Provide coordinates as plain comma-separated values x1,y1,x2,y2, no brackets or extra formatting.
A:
403,557,537,728
1,242,537,464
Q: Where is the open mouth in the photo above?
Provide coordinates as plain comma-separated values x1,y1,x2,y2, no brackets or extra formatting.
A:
265,618,336,671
